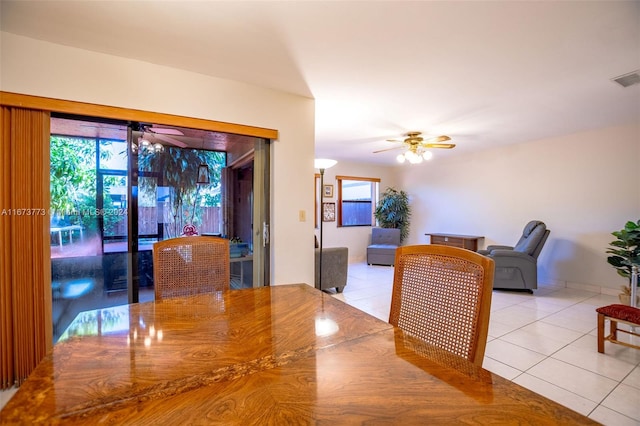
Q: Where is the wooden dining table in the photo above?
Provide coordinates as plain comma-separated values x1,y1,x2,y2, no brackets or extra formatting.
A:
1,284,596,425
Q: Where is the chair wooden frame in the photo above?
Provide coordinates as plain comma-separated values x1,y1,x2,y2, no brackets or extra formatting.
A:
597,306,640,354
389,245,495,366
153,236,230,300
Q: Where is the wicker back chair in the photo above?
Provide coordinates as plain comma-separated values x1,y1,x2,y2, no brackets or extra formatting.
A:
389,245,495,366
153,236,230,300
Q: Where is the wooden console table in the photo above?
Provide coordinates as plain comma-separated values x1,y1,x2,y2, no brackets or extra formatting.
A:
426,233,484,252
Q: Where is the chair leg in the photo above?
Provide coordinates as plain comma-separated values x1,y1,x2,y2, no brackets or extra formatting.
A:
611,319,618,341
597,313,605,353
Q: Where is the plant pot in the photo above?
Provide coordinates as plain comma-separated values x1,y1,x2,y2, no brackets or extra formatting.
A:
618,293,640,306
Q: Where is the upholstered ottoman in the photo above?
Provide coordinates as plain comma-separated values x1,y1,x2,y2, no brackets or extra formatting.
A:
596,304,640,353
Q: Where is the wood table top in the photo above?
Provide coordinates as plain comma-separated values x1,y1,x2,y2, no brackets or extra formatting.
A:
1,284,595,425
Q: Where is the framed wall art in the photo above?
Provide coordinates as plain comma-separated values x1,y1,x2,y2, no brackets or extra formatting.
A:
323,184,334,198
322,202,336,222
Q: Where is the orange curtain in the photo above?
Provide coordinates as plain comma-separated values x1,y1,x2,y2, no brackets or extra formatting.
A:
0,106,51,389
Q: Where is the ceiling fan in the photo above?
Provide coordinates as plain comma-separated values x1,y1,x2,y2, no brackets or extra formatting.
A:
142,126,188,148
373,132,455,164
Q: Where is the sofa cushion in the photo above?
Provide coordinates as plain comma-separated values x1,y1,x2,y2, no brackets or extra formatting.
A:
596,304,640,324
371,228,401,246
514,222,546,255
368,245,398,253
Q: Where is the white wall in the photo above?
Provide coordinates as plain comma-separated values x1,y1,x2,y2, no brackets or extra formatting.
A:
398,123,640,294
0,32,316,286
315,161,398,262
4,33,637,293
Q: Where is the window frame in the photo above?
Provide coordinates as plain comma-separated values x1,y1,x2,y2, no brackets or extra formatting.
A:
336,175,380,227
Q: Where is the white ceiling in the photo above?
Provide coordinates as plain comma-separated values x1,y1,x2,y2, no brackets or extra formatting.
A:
2,1,639,165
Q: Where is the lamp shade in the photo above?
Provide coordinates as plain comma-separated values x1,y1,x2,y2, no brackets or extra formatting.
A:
314,158,337,170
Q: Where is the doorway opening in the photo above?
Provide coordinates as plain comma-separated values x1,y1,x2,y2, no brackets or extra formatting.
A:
50,115,270,342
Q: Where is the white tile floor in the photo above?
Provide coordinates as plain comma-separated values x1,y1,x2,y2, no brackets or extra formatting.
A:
2,262,639,424
331,262,640,426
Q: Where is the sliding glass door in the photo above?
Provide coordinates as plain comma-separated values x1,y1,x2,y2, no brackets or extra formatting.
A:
51,115,270,342
252,138,270,287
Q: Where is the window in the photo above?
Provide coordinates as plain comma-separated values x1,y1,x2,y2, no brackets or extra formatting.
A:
337,176,380,227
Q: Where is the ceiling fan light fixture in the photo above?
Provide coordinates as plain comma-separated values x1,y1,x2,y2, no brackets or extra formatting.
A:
407,152,422,164
374,132,453,165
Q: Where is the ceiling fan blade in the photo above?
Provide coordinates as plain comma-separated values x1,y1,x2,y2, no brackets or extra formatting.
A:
148,126,185,136
153,133,188,148
80,124,123,130
423,135,451,143
423,143,456,149
379,133,453,153
373,146,403,154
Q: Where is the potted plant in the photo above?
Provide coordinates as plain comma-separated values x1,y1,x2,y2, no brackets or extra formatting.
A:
606,219,640,304
374,187,411,244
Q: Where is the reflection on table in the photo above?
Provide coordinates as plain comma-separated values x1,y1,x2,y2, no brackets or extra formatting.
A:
230,255,253,289
1,285,596,424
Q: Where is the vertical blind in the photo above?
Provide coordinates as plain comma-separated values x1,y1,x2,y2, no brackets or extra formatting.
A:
0,106,51,389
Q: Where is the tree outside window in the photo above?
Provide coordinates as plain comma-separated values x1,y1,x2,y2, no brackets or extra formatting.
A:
138,147,225,238
50,136,113,235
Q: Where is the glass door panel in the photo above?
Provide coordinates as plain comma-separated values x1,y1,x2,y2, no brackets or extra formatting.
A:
136,175,159,298
135,128,230,287
100,174,128,295
50,120,131,343
51,116,270,343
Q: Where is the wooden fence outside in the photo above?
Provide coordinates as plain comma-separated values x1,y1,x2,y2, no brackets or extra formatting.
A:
109,206,222,236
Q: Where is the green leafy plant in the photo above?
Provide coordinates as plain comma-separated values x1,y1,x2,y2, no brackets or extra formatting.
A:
50,136,96,216
50,136,112,233
606,220,640,290
138,147,225,237
374,187,411,243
